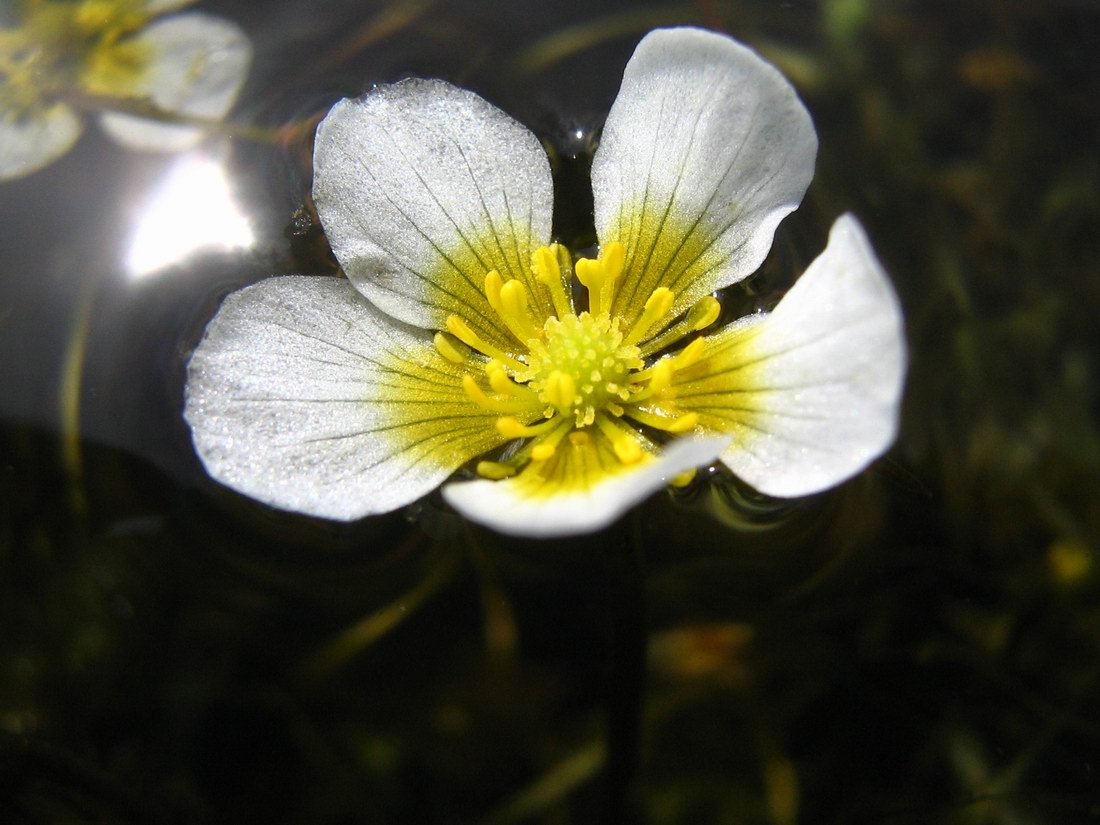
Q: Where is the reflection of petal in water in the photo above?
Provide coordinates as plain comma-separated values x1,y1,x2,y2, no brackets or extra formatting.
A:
0,104,84,181
100,12,253,153
126,155,253,277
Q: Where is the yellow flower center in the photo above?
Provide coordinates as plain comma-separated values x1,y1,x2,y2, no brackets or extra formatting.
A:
435,242,723,482
522,312,642,426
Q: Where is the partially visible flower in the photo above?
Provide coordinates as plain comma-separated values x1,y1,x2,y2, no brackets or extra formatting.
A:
0,0,251,180
184,28,906,538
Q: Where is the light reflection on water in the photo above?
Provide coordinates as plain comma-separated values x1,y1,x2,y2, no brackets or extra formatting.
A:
126,154,255,278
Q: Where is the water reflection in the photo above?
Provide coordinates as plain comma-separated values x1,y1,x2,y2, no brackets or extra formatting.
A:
125,154,254,277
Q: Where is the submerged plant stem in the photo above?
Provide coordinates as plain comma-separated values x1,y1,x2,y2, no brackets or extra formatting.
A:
301,544,461,683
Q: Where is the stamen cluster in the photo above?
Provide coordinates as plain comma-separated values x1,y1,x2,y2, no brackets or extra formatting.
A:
434,241,720,481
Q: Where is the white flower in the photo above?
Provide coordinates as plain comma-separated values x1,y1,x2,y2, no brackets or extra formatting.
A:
0,0,251,180
184,27,906,538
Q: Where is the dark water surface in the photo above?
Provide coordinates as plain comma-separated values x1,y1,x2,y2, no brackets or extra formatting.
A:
3,0,1099,822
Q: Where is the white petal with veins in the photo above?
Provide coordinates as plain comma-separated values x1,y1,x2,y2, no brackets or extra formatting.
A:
592,27,817,326
185,276,506,521
312,80,555,348
674,214,906,497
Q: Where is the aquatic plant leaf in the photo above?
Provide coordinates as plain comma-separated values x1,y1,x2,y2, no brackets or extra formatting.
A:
312,79,555,351
185,276,507,521
672,215,906,497
591,27,817,331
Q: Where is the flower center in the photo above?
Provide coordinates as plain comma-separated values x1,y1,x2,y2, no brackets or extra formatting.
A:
434,242,721,480
521,312,642,426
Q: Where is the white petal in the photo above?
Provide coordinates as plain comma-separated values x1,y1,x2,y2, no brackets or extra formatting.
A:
674,214,906,497
312,80,554,348
99,13,251,152
443,436,727,538
0,104,83,180
184,276,507,521
591,27,817,326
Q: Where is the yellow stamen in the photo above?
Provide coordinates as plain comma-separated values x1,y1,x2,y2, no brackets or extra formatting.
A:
446,315,527,372
530,419,573,460
531,244,573,318
485,360,537,399
595,415,644,464
495,415,560,439
462,375,539,413
673,337,707,370
629,359,673,402
624,407,699,433
484,270,504,312
640,295,722,357
669,468,696,488
575,241,624,317
498,279,541,343
477,461,518,480
433,331,470,364
624,287,675,346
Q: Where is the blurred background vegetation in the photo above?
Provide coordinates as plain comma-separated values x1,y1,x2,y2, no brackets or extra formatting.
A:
2,0,1098,822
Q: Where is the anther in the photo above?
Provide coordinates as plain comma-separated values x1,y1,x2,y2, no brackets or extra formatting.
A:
484,270,504,312
639,295,722,357
669,468,696,488
531,245,573,318
498,279,541,343
673,337,707,370
462,374,538,413
495,416,560,439
575,241,624,317
477,460,518,480
446,315,527,372
629,359,673,402
433,331,470,364
624,406,699,433
529,418,573,461
624,287,675,346
596,416,644,464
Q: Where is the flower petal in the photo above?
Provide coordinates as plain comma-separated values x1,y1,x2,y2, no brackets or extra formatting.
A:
184,276,508,521
591,27,817,330
312,80,554,349
443,435,727,537
0,104,83,180
671,214,906,497
99,12,251,152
